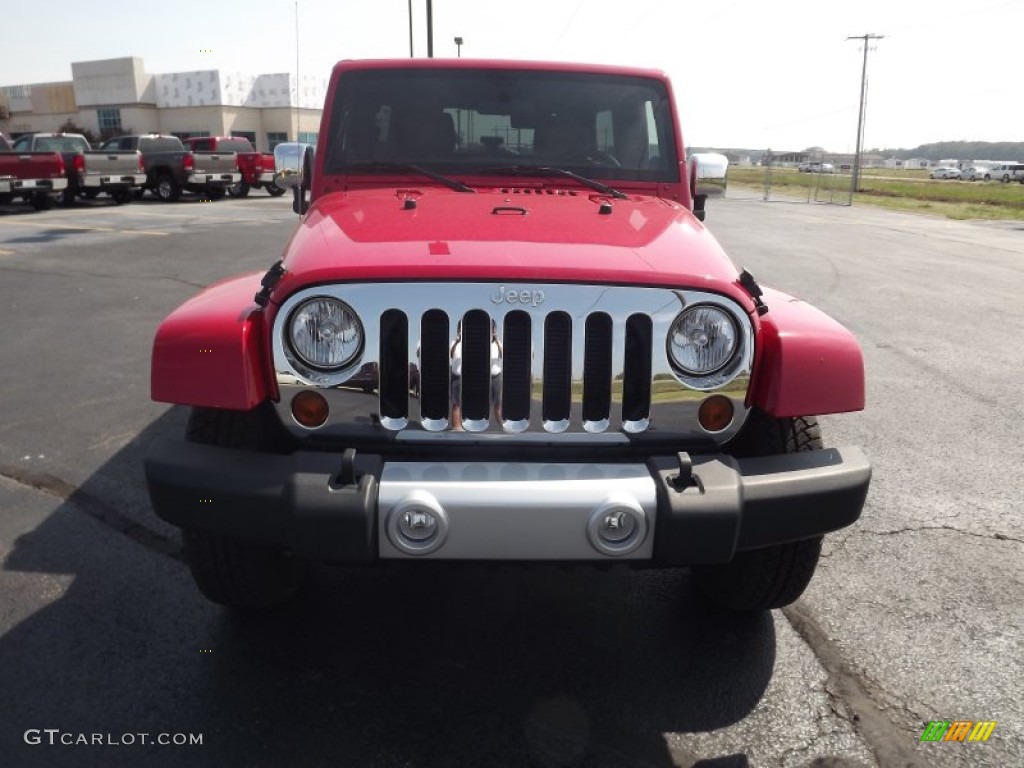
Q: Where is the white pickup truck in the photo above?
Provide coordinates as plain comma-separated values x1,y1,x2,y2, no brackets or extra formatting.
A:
10,132,146,205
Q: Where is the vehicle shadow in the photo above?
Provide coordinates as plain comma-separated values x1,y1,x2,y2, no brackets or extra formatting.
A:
0,410,773,767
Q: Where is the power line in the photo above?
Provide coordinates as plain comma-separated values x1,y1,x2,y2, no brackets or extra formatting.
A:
846,33,884,192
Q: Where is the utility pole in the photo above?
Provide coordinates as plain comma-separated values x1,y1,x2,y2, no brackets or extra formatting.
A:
427,0,434,58
408,0,414,57
846,33,884,193
294,0,300,142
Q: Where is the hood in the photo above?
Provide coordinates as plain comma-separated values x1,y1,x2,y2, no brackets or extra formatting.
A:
273,186,748,305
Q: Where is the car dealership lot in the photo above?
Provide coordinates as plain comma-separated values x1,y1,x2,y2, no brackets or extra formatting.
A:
0,194,1021,767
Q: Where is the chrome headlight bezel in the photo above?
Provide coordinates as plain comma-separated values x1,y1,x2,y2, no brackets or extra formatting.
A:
286,296,364,372
666,302,746,390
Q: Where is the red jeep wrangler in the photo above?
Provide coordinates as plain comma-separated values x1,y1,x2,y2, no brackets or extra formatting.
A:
145,60,870,612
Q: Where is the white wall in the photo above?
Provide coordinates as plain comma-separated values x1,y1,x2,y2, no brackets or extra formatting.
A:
72,58,152,106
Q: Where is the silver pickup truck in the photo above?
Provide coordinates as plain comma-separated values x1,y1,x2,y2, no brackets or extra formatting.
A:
100,134,241,201
10,132,145,205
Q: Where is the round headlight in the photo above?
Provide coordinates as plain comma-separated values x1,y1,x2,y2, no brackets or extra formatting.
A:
668,305,738,375
288,297,363,370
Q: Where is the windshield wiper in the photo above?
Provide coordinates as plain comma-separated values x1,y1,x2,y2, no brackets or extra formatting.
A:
475,165,628,200
341,161,475,193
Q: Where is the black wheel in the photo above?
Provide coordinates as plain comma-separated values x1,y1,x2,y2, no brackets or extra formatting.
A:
266,180,286,197
693,410,825,612
0,193,13,205
61,187,77,207
182,406,305,610
133,187,147,200
110,189,132,205
155,173,182,201
82,189,99,200
31,193,53,211
227,181,250,198
204,186,227,201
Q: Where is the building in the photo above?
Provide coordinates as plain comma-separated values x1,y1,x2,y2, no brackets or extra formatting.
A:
0,57,324,151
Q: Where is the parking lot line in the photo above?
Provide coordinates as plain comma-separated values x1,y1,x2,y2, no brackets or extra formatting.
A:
0,220,168,237
0,248,14,256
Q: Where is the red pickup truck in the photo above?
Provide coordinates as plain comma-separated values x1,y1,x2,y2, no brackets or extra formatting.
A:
0,132,69,210
146,59,870,614
181,136,285,198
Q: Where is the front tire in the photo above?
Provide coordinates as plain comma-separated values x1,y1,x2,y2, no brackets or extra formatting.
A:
227,181,250,198
266,179,286,197
182,407,306,610
693,411,825,612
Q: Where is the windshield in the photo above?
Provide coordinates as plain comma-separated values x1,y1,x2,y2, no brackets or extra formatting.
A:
325,68,679,183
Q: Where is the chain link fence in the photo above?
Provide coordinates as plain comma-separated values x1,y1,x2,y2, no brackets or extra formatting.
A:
760,149,853,206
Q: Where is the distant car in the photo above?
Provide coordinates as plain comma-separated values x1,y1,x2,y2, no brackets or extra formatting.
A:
961,167,991,182
798,162,835,173
928,167,961,180
989,163,1024,183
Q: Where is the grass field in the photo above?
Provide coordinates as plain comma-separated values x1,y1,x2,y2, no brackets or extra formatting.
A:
727,167,1024,220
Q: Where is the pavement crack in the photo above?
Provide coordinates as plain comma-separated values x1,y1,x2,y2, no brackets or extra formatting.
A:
859,525,1024,545
0,464,183,562
0,264,205,289
782,600,929,768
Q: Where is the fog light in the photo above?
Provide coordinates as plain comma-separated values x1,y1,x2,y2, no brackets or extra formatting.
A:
598,510,637,543
387,491,449,555
291,390,329,428
399,509,438,542
586,496,647,556
698,395,733,432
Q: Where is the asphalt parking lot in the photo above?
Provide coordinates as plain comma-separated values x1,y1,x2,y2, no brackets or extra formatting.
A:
0,190,1021,767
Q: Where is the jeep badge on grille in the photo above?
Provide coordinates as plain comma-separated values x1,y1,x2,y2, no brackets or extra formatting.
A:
490,285,545,306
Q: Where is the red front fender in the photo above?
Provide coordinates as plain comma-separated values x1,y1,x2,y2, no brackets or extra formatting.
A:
152,273,275,409
748,288,866,417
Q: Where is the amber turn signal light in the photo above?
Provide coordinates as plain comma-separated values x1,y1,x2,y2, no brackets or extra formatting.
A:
291,390,329,428
698,395,734,432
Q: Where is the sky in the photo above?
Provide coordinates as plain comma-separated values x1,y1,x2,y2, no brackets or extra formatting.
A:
2,0,1022,153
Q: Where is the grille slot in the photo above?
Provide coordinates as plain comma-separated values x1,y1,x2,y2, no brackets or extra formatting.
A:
460,309,491,423
542,312,572,426
622,313,653,424
502,311,532,423
582,313,613,425
419,310,449,422
379,310,409,422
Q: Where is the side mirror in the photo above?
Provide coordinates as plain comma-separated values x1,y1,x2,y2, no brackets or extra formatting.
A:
688,152,729,221
274,142,315,215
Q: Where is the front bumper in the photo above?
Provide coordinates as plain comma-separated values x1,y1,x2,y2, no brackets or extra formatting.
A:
145,441,870,564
